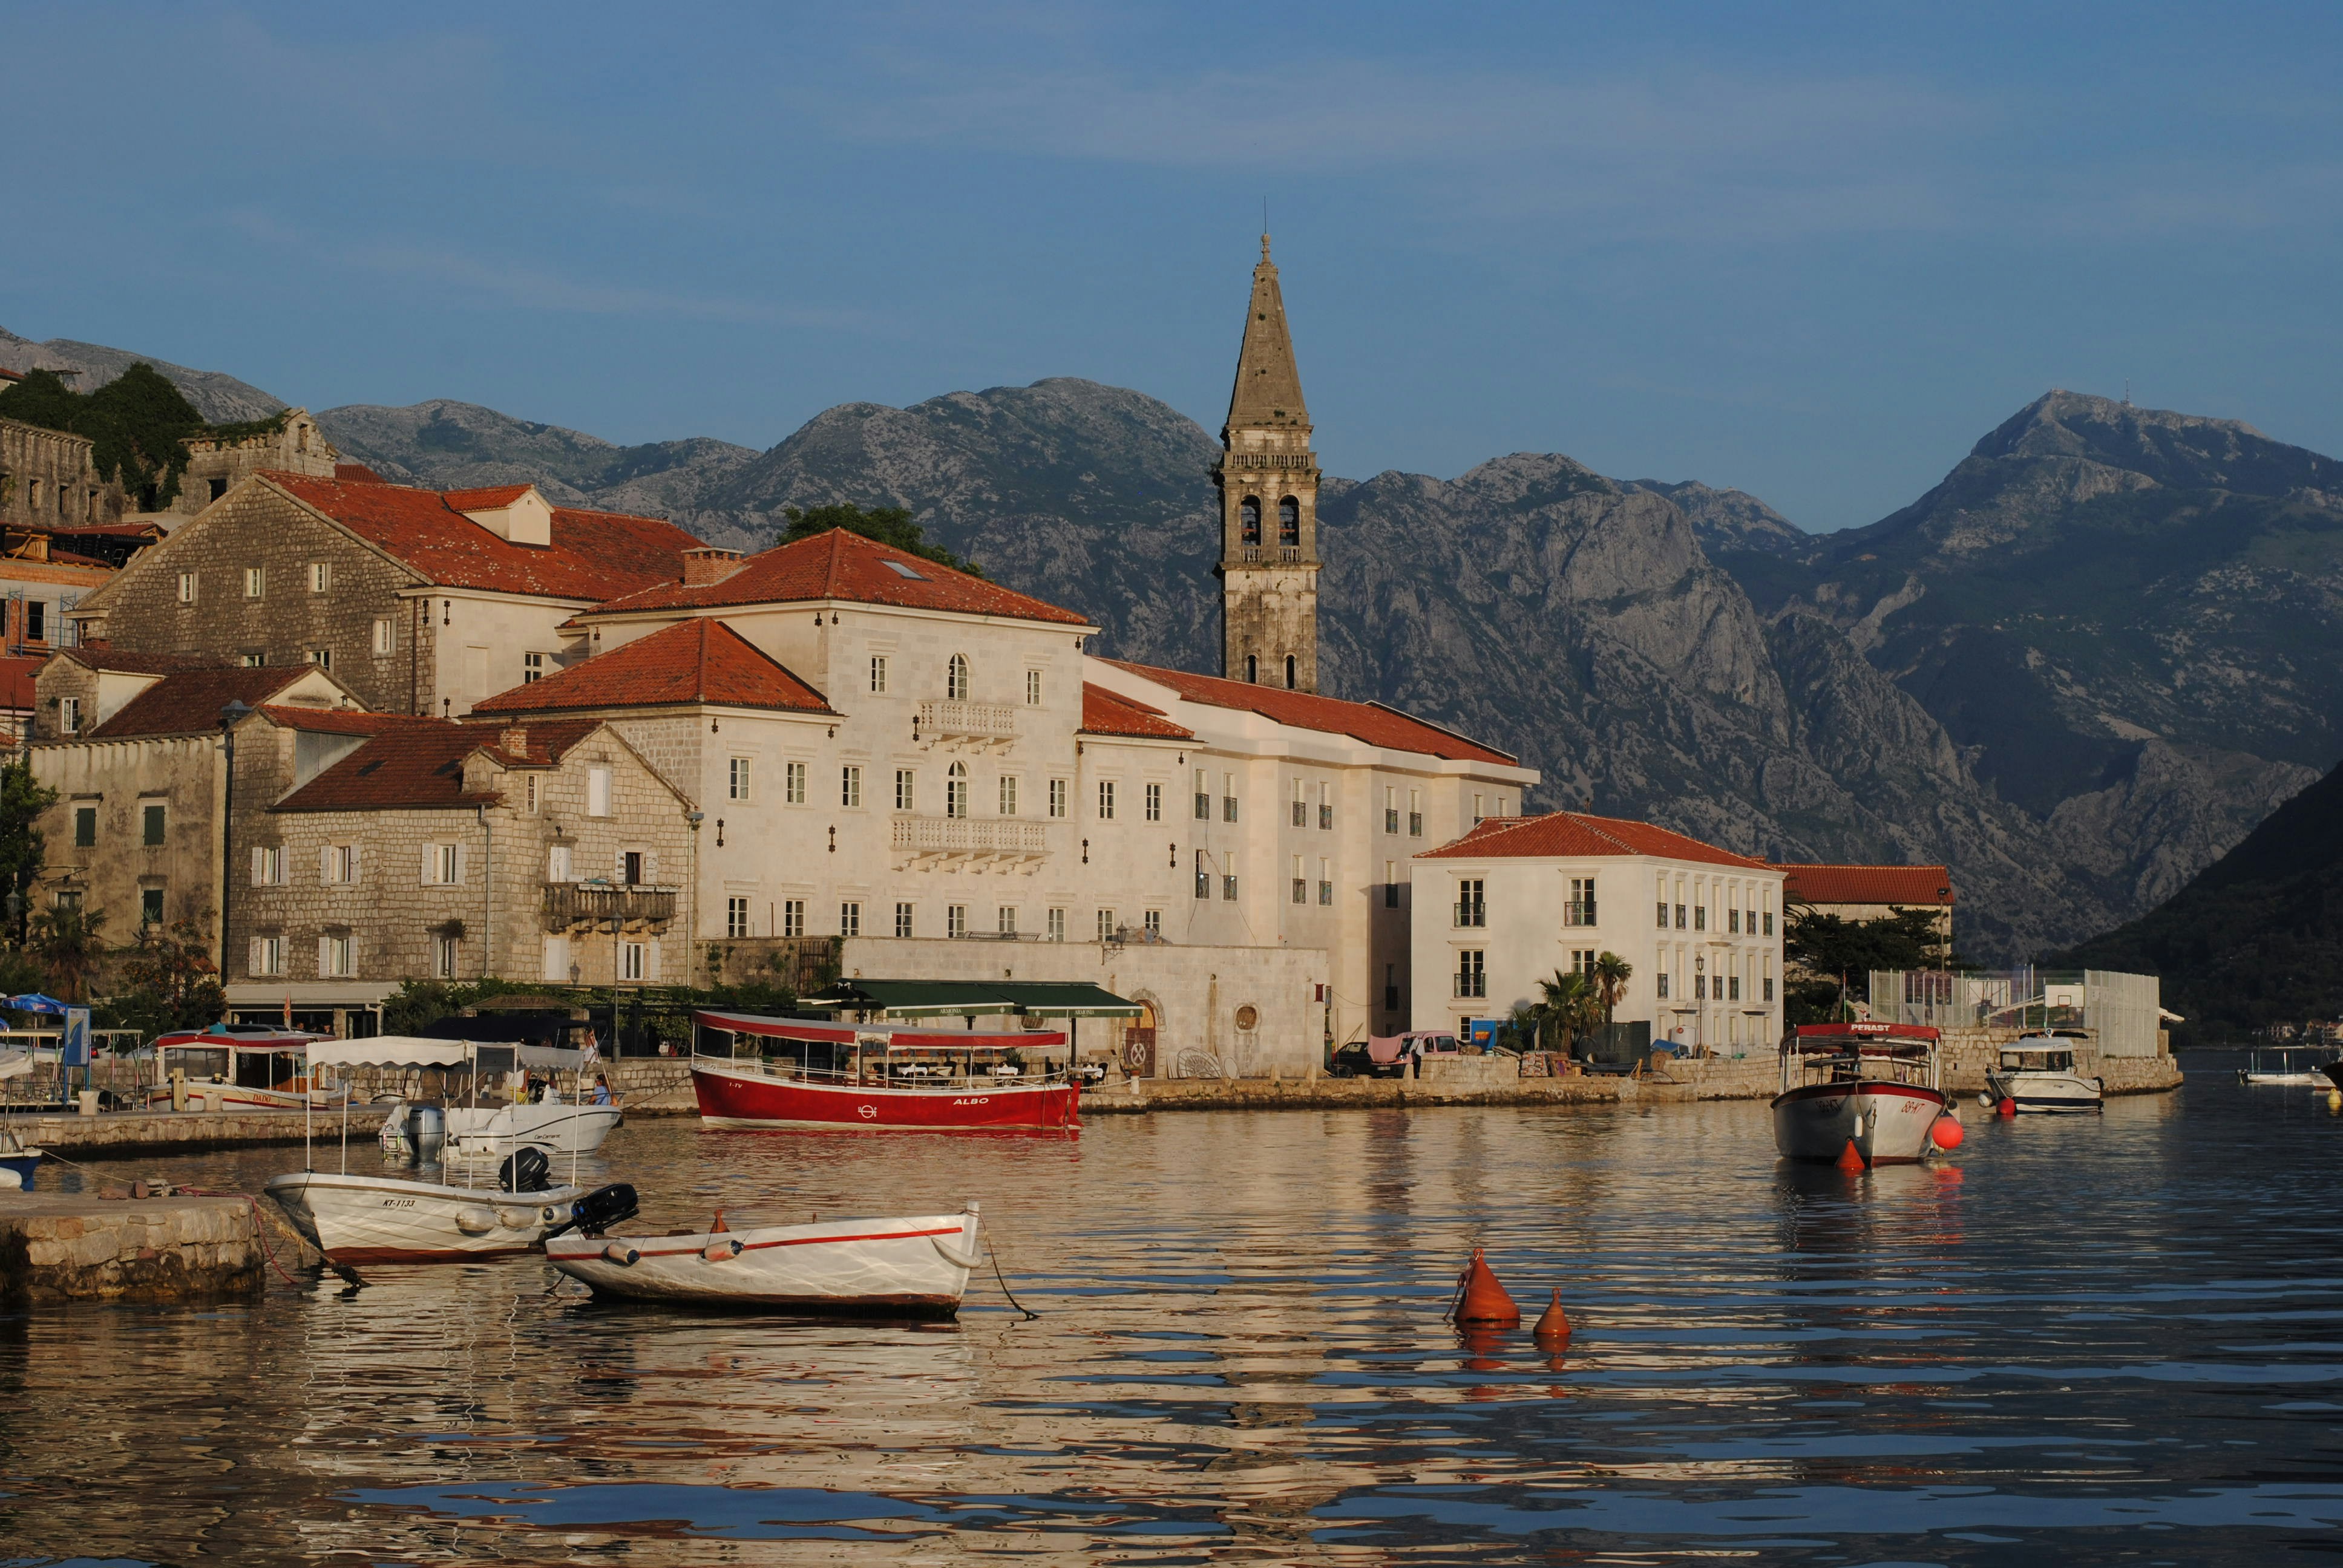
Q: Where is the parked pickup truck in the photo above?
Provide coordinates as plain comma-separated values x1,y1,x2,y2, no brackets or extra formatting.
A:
1328,1031,1461,1079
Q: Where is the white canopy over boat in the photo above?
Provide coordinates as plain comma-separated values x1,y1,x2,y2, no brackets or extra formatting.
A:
307,1037,591,1070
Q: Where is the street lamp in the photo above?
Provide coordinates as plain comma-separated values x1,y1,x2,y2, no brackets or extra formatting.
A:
1694,955,1707,1057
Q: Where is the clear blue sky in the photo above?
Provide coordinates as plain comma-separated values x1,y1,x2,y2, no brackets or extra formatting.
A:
8,3,2341,532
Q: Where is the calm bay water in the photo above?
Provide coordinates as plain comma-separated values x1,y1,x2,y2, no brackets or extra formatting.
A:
5,1051,2342,1564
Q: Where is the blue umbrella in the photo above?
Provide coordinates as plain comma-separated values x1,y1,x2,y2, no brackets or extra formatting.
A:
7,994,67,1015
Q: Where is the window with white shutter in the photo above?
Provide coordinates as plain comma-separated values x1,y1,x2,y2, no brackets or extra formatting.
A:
588,766,612,817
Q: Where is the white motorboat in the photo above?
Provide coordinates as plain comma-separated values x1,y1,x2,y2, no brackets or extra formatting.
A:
2239,1047,2339,1086
378,1042,621,1158
1773,1022,1953,1165
1984,1030,2105,1113
265,1169,585,1265
266,1036,616,1266
547,1202,985,1318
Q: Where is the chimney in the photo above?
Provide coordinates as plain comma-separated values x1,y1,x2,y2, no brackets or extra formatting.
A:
681,546,746,587
499,725,529,759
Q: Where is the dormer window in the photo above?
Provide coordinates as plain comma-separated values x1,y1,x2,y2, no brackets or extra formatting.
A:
454,485,554,547
946,653,969,702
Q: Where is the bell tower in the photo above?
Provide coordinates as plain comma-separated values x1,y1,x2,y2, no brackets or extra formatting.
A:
1213,234,1320,692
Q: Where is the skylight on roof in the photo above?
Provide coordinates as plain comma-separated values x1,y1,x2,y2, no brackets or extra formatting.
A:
881,559,928,580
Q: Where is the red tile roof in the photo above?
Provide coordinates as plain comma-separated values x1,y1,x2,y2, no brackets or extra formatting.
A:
0,654,45,713
470,618,834,716
51,644,195,676
1418,809,1770,867
1080,682,1193,740
273,717,605,812
333,463,386,484
1780,863,1955,907
255,705,419,737
261,472,704,601
442,483,534,511
87,667,315,737
585,526,1092,627
1104,661,1516,765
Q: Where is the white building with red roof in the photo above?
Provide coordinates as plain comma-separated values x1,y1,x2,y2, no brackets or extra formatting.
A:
1412,810,1786,1056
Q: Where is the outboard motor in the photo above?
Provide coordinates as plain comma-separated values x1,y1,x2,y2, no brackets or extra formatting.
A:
407,1103,446,1165
497,1145,553,1193
546,1182,640,1240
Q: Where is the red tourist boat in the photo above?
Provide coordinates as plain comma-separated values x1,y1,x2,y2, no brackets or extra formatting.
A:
690,1010,1081,1132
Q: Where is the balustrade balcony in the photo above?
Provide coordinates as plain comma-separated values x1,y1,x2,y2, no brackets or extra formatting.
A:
914,700,1017,750
542,881,679,933
890,814,1050,869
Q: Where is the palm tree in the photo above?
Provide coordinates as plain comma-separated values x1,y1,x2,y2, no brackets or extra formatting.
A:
1591,952,1633,1025
28,904,108,1002
1535,969,1596,1056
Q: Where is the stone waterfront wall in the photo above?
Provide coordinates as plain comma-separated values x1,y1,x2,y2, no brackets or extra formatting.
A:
22,1106,390,1155
0,1194,261,1302
1936,1027,2181,1096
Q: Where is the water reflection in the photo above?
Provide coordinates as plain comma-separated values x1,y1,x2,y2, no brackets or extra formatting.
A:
1,1054,2339,1563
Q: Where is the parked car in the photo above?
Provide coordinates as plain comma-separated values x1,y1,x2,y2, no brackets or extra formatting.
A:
1328,1031,1461,1079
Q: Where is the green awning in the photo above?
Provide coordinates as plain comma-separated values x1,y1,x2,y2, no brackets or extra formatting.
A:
990,981,1144,1019
799,978,1142,1021
798,979,1021,1019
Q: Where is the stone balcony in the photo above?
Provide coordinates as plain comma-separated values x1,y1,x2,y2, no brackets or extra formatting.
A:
542,881,680,933
914,700,1018,751
890,815,1050,871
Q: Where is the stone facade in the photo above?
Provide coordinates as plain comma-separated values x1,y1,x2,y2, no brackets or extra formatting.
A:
69,480,436,711
170,410,336,515
1214,237,1322,693
245,723,698,991
0,416,126,532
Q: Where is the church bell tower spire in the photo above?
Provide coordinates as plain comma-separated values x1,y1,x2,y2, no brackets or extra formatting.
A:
1213,233,1321,692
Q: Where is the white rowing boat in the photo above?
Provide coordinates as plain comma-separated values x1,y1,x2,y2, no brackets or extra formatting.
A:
266,1169,584,1264
546,1203,984,1318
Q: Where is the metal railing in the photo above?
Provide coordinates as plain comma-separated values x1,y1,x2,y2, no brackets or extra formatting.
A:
1455,901,1486,928
1563,900,1596,927
1454,972,1487,999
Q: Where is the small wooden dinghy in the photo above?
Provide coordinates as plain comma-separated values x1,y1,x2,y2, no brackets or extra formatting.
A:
546,1202,985,1318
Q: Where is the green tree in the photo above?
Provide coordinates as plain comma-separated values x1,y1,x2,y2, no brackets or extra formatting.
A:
0,364,206,510
28,904,108,1001
0,760,58,939
777,503,983,577
1783,904,1958,1025
1535,968,1599,1054
111,915,224,1031
1590,952,1633,1024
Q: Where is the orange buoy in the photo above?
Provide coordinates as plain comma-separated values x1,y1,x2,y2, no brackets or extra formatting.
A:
1533,1288,1572,1345
1996,1096,2018,1119
1452,1247,1522,1327
1835,1138,1866,1171
709,1207,730,1233
1930,1116,1964,1150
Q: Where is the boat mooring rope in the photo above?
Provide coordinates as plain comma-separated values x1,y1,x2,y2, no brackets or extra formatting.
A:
989,1243,1040,1321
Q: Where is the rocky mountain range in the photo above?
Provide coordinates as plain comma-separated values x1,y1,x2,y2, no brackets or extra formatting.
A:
0,327,284,423
13,328,2335,962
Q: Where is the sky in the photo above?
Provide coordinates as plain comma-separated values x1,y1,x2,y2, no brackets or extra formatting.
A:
5,3,2341,532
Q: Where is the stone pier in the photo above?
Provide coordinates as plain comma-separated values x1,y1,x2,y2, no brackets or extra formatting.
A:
11,1106,391,1157
0,1193,269,1302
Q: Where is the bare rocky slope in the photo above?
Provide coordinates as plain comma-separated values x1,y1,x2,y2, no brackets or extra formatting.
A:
0,328,285,423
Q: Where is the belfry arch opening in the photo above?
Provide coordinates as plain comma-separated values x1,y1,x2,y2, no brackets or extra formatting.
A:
1240,497,1261,546
1278,497,1300,546
1285,654,1297,689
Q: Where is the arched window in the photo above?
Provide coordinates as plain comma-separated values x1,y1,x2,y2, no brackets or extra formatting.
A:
1245,653,1259,684
1240,497,1261,546
946,653,969,702
946,762,968,818
1285,654,1297,689
1278,496,1300,546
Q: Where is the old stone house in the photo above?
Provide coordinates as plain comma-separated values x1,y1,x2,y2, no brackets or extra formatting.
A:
168,410,337,514
25,661,372,945
246,716,696,1022
64,472,706,717
0,414,126,533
